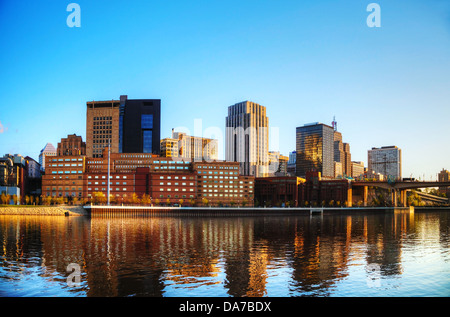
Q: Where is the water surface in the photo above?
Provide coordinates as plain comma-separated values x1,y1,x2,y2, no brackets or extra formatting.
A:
0,210,449,297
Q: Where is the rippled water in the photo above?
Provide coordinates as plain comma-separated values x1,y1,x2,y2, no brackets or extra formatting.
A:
0,210,449,297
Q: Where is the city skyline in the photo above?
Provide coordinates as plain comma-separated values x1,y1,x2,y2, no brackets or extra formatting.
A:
1,1,449,180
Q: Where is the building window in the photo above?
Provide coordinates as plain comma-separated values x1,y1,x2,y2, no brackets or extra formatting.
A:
143,130,152,153
141,114,153,129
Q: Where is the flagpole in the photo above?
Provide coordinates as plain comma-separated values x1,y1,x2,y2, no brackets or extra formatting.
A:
107,138,110,206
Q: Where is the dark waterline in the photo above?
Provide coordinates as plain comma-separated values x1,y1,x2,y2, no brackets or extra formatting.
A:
0,209,449,297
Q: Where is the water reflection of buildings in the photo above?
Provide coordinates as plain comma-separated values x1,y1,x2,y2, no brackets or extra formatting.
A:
0,211,440,297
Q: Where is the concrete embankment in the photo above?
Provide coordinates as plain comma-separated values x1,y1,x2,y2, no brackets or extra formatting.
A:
0,205,87,216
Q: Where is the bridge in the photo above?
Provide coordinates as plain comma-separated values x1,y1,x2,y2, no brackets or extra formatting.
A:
349,181,450,207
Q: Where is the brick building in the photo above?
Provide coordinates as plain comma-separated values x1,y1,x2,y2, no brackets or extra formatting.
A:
42,140,254,206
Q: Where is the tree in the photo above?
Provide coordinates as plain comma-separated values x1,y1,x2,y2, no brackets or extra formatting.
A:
166,198,171,206
131,193,140,205
141,194,152,206
92,192,106,205
179,199,184,206
202,197,209,207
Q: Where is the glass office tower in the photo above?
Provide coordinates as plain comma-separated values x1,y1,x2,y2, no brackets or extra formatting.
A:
296,123,334,178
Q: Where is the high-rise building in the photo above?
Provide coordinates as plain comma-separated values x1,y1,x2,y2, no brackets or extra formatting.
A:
86,95,161,157
172,130,218,161
86,99,120,158
368,146,402,180
343,142,351,177
225,101,269,177
39,143,56,172
296,123,334,179
120,96,161,155
332,118,351,178
333,130,344,177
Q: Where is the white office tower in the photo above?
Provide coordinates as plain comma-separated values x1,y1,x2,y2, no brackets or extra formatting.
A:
368,146,402,180
225,101,269,177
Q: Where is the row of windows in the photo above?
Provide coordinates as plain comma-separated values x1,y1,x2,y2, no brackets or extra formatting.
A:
159,176,193,180
159,182,194,186
52,171,83,174
51,158,83,162
50,163,83,167
197,165,239,170
197,170,238,175
88,182,128,185
158,194,195,199
159,188,194,192
88,175,128,179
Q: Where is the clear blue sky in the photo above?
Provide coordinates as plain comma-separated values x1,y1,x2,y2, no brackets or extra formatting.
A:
1,0,449,180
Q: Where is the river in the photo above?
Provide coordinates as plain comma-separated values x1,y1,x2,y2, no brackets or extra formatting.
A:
0,209,449,297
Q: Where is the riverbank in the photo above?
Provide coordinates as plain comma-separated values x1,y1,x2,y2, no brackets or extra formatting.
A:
0,205,87,216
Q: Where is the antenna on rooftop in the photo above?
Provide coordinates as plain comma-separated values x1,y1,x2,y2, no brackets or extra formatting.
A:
332,116,337,131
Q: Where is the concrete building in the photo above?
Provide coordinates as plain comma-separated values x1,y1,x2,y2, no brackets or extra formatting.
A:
296,123,334,179
225,101,269,177
39,143,56,172
368,146,402,180
172,130,218,161
86,99,120,158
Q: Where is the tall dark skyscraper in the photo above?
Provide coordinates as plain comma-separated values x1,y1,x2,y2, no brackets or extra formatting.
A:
86,95,161,157
296,122,334,178
120,96,161,155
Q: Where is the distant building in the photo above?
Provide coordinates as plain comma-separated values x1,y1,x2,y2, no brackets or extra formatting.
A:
57,134,86,156
334,161,343,178
24,156,41,196
287,151,296,176
39,143,56,172
268,151,289,176
226,101,269,177
160,138,179,158
332,118,351,178
172,130,218,161
343,143,351,177
438,168,450,196
296,123,334,179
0,154,28,203
368,146,402,180
351,161,365,179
